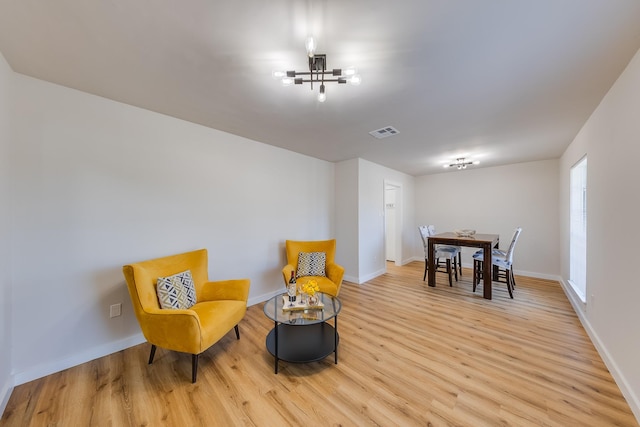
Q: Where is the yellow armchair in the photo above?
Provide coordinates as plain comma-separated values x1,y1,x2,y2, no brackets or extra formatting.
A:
282,239,345,296
122,249,250,383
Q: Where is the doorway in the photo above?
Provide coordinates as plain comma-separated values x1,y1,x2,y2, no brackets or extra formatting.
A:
384,181,402,265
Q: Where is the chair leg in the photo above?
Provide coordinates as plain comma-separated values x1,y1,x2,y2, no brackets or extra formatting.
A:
474,260,484,292
423,258,427,281
446,259,452,286
511,269,517,288
506,269,514,299
453,257,459,281
472,260,478,292
458,252,462,276
234,325,240,340
148,344,157,364
192,354,199,383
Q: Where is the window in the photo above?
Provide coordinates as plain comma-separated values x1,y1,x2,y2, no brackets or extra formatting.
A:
569,157,587,301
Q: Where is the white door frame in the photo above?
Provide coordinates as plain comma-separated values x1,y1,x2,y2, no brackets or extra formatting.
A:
384,180,403,267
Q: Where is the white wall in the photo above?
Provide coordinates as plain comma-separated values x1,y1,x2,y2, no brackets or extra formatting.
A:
335,158,415,284
358,159,415,283
9,72,335,385
335,159,359,282
559,47,640,420
0,52,14,415
415,159,560,277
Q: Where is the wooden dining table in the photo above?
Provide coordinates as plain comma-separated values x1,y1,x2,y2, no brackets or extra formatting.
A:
427,232,500,299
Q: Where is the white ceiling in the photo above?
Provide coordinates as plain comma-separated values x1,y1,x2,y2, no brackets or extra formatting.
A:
2,1,640,176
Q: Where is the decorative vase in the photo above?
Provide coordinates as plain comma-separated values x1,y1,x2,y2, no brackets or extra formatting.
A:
307,294,319,306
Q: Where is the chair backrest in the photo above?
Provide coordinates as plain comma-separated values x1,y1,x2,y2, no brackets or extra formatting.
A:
123,249,209,316
418,225,437,256
418,226,428,255
285,239,337,269
505,227,523,263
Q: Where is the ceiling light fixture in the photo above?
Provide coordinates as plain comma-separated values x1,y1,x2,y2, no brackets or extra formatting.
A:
273,36,361,102
444,158,480,170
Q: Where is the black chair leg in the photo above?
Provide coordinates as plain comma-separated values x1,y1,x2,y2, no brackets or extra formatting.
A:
506,269,514,299
148,344,157,364
192,354,199,383
473,260,483,292
472,260,477,291
458,252,462,276
234,325,240,340
446,259,452,286
423,257,427,281
453,257,459,281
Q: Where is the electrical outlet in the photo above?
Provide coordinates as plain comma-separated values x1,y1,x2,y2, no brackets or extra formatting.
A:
110,303,122,318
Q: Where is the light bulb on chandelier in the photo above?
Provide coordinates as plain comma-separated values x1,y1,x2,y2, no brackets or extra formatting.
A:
318,84,326,102
305,36,317,57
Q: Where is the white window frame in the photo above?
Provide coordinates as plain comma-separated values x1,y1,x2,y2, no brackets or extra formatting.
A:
569,156,587,302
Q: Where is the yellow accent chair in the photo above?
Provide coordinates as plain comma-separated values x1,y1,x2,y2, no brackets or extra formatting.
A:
282,239,345,296
123,249,250,383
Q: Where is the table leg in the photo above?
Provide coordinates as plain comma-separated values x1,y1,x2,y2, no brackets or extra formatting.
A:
493,240,500,280
334,316,338,364
483,242,492,300
274,320,279,374
427,239,436,287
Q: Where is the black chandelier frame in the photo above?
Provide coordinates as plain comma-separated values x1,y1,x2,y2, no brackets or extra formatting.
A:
287,54,348,90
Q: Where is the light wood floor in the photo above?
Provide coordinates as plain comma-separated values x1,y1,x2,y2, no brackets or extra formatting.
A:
2,262,638,426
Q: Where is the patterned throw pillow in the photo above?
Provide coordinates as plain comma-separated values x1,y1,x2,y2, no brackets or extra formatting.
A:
297,252,326,277
157,270,197,309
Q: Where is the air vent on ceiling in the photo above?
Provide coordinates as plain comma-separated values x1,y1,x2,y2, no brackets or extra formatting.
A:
369,126,400,139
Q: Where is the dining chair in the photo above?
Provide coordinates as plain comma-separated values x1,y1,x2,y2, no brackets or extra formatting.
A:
427,225,462,277
418,225,460,286
472,227,522,298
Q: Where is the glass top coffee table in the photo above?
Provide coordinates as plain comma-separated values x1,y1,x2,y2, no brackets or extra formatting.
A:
263,292,342,374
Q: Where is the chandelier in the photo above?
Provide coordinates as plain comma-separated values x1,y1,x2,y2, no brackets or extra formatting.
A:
273,37,361,102
444,158,480,170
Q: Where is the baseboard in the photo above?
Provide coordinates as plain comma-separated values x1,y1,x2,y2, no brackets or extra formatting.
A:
13,333,146,386
344,270,385,285
456,262,555,281
402,256,422,264
248,289,284,307
11,290,281,387
0,376,13,419
352,268,386,284
558,278,640,423
512,269,561,281
343,274,358,284
386,259,560,283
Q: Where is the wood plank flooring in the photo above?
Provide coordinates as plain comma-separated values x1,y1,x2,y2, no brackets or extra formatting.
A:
2,262,638,426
